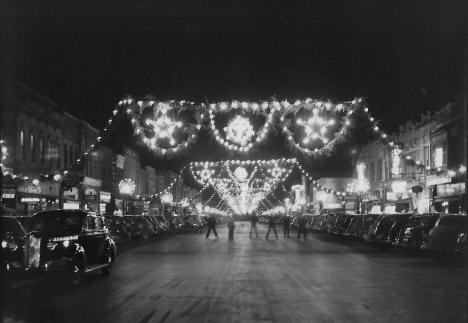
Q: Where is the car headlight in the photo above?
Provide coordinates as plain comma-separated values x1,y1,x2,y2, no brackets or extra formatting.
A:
62,240,70,248
1,240,7,248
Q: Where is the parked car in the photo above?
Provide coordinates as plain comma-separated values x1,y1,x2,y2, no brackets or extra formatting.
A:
104,216,132,244
25,210,116,281
309,214,327,232
365,213,411,247
1,216,28,271
345,214,379,239
324,212,339,233
331,213,354,235
422,215,468,256
393,213,441,251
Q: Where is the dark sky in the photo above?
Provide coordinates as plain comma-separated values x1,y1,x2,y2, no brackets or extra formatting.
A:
1,1,466,174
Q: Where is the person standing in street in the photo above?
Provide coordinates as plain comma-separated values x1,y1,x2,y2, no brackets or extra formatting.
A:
227,217,235,240
282,213,291,238
249,212,259,239
297,213,307,240
205,214,219,239
265,213,278,240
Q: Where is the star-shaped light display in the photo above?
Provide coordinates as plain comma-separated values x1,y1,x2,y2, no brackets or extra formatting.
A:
145,115,182,146
224,116,255,146
296,108,335,145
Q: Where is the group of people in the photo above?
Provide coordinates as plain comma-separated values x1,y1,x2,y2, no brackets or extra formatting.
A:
204,213,309,240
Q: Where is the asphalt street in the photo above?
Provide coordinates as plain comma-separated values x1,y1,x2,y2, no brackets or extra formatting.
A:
1,222,466,323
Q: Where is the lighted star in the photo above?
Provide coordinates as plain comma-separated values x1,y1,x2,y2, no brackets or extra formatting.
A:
297,108,335,145
145,115,182,146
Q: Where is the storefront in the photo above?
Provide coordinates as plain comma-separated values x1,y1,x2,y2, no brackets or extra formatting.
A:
433,182,466,214
1,181,17,214
81,177,102,213
63,187,80,210
99,191,112,215
16,180,60,215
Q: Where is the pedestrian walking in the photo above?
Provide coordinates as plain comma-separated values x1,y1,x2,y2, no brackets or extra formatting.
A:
249,212,259,238
265,214,278,240
297,214,307,240
282,213,291,238
205,214,219,239
227,217,235,240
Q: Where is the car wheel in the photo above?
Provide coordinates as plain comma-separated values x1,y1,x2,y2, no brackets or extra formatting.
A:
101,252,113,276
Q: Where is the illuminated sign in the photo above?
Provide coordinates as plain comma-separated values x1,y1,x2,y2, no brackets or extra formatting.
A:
21,197,41,203
391,148,401,177
433,147,443,168
119,179,136,195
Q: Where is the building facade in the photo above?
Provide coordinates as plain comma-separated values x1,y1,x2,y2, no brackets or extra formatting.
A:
358,102,466,214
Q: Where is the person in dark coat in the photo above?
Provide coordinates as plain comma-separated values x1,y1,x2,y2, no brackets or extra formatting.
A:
297,214,307,240
249,213,259,239
282,213,291,238
227,217,235,240
265,214,278,240
205,214,219,239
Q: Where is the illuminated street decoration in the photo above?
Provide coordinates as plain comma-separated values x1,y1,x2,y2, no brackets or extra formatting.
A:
297,108,336,144
189,159,296,215
161,192,173,204
119,179,136,195
224,116,255,146
207,101,277,152
128,100,201,156
145,104,183,146
281,99,357,156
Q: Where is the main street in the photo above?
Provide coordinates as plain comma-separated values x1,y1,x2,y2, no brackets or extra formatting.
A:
2,223,465,323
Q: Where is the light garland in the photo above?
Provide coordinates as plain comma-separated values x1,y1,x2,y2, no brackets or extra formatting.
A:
207,101,278,152
281,98,359,156
126,100,201,156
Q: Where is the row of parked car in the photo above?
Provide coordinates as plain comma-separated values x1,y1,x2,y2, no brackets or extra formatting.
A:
1,210,204,284
308,211,467,256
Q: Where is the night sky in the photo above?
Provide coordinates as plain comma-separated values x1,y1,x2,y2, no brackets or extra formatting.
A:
1,1,466,175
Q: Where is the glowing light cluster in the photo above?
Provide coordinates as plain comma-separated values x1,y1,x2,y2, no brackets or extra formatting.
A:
224,116,255,146
119,179,136,195
281,99,358,156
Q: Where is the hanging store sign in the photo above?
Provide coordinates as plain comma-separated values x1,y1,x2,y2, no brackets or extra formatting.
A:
1,189,15,199
100,191,112,203
426,174,452,186
437,183,465,197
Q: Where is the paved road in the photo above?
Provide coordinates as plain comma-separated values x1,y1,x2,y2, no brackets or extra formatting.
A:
1,222,466,323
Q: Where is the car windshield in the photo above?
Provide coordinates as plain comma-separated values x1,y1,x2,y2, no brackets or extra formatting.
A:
30,211,84,235
437,217,468,228
1,217,24,236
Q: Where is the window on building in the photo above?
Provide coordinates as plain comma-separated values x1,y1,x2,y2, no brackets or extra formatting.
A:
30,133,35,163
20,130,26,160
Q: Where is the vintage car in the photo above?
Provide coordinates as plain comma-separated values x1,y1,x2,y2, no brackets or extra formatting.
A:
422,215,468,256
176,217,203,233
309,214,327,232
331,213,354,235
393,213,440,251
1,216,28,271
104,216,132,244
25,210,116,280
345,214,379,239
364,213,411,247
